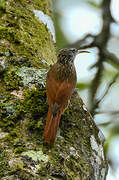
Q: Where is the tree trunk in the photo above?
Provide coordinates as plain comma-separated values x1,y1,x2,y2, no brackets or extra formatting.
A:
0,0,108,179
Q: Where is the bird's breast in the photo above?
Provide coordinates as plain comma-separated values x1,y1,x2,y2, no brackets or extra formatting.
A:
51,63,77,83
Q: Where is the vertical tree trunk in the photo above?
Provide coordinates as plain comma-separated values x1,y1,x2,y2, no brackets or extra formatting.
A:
0,0,108,179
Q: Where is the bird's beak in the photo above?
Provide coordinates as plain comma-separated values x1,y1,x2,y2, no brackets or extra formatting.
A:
77,50,90,54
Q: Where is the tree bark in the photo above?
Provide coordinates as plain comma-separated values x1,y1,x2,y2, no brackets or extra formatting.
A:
0,0,108,179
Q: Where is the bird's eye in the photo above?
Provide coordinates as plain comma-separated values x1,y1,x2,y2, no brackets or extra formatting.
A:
71,48,76,53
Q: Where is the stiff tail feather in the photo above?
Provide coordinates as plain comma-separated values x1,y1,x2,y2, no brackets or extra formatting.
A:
43,106,63,145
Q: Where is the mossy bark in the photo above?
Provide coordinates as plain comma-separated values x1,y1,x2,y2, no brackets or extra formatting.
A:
0,0,108,179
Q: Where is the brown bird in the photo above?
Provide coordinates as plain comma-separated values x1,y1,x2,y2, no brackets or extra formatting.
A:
43,48,88,145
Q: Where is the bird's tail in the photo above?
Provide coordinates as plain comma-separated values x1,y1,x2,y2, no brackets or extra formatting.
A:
43,106,63,145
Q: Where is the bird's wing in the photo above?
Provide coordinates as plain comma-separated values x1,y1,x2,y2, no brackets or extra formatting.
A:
55,81,76,105
46,64,76,106
46,72,60,106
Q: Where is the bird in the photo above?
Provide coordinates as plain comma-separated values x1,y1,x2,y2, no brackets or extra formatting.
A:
43,48,89,145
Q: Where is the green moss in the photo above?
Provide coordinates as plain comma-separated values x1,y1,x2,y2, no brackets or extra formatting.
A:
0,0,6,16
0,149,11,178
0,0,54,150
3,67,23,90
0,93,24,132
33,0,52,16
0,0,60,179
23,87,47,133
0,84,48,150
0,0,56,68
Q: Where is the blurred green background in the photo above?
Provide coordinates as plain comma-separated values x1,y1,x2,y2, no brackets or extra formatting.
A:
52,0,119,179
